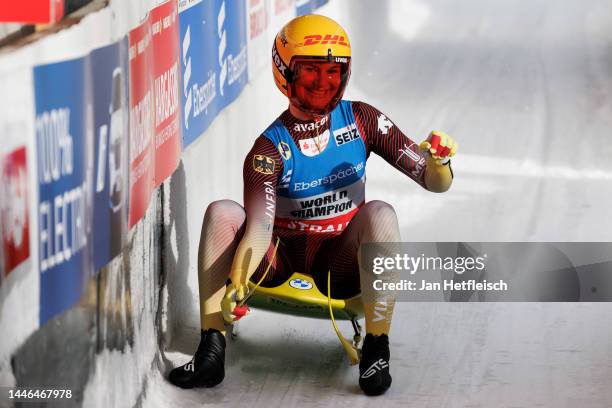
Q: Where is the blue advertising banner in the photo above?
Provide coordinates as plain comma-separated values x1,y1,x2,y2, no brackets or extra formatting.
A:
179,0,248,147
34,57,93,325
314,0,328,9
217,0,248,110
295,0,314,16
91,38,130,271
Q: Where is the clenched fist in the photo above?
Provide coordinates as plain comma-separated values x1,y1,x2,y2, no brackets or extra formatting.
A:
419,130,458,166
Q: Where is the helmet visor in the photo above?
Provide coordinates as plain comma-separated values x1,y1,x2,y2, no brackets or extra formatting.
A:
289,58,350,115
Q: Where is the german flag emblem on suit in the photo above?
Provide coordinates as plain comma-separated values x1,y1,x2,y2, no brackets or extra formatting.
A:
253,154,275,175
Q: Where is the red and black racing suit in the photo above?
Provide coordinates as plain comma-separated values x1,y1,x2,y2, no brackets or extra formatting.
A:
241,101,429,298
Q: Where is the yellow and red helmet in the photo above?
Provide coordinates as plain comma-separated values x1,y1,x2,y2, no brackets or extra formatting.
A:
272,14,352,115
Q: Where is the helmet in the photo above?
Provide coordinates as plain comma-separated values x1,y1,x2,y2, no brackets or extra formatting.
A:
272,14,351,116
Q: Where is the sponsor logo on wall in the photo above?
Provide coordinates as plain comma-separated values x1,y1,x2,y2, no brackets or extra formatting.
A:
34,57,93,324
1,146,30,275
91,40,130,270
179,0,248,147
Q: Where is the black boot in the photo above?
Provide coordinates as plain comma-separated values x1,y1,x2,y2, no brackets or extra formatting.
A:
359,333,392,396
168,328,226,388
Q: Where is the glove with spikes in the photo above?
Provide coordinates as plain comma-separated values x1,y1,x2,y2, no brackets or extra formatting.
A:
419,130,458,166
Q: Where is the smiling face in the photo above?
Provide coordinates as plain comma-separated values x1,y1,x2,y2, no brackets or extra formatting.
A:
289,60,346,115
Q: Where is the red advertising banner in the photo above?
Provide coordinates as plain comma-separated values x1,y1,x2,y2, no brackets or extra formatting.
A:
128,17,155,228
128,0,181,228
248,0,269,40
275,0,294,15
150,0,181,186
1,146,30,274
0,0,64,23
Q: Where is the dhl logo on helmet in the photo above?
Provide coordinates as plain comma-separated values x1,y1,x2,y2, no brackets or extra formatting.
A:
303,34,349,46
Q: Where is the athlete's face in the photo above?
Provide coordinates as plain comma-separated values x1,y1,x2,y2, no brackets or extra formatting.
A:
292,61,343,112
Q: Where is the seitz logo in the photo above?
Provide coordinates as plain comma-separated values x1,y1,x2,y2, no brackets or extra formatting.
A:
333,123,360,146
303,34,349,46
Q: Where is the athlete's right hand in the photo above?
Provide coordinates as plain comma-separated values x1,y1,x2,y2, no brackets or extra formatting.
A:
419,130,458,166
221,282,250,324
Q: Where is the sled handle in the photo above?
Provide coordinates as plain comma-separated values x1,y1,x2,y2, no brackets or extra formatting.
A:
238,237,280,307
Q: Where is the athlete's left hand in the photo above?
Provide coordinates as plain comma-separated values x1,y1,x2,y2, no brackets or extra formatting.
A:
419,131,458,166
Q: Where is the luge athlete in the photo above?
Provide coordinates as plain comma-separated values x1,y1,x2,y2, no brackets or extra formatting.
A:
169,14,458,396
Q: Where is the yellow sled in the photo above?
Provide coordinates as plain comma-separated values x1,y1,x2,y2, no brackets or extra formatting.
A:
236,239,364,364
